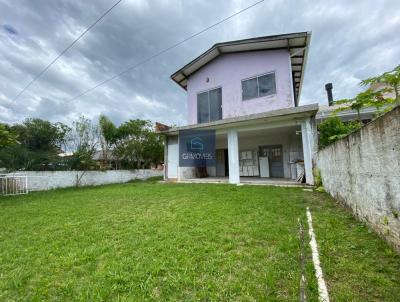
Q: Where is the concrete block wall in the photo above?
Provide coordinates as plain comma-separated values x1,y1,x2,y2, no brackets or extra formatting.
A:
316,106,400,251
9,170,163,192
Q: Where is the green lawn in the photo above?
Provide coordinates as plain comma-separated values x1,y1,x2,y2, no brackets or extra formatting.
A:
0,182,399,301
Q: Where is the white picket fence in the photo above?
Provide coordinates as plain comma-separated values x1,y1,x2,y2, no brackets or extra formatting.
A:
0,173,29,196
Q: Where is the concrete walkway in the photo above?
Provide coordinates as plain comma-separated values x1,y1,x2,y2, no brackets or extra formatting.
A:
177,177,308,187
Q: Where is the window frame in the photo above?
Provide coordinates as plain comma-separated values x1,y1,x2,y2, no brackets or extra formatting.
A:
241,71,277,101
196,86,222,124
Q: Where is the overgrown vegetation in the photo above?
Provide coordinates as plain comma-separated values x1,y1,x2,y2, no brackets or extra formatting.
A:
99,116,163,169
0,119,70,170
318,117,360,148
361,64,400,105
0,115,163,172
319,64,399,148
336,64,399,119
0,123,19,148
0,183,399,301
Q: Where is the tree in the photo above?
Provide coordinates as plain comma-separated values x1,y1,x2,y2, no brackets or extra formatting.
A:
143,131,164,168
115,119,148,169
335,88,392,122
0,123,18,148
14,119,70,153
1,115,163,172
0,119,70,171
99,115,118,144
361,64,400,104
109,119,163,169
99,115,118,168
319,67,399,149
67,116,99,171
334,65,399,122
98,116,164,169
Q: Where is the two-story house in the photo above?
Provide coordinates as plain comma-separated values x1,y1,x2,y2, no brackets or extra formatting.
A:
159,32,318,185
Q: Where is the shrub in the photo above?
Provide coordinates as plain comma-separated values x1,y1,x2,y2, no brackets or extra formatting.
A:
313,168,322,187
318,116,360,148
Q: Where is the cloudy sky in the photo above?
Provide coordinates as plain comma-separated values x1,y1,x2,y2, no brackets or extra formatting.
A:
0,0,399,126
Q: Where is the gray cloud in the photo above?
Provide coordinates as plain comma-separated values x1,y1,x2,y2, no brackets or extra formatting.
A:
2,23,18,35
0,0,399,127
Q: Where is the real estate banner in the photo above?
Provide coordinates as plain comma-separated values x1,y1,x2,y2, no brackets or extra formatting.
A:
178,129,216,167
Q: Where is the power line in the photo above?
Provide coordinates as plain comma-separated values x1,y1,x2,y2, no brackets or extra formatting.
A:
69,0,265,101
13,0,123,101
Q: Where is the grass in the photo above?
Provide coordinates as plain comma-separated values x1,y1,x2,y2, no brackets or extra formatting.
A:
0,182,399,301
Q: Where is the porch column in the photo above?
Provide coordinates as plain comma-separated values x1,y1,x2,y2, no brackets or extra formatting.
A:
301,118,316,185
227,129,240,184
163,136,168,180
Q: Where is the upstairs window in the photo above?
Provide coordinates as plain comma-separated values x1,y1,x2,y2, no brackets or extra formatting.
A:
242,72,276,101
197,87,222,124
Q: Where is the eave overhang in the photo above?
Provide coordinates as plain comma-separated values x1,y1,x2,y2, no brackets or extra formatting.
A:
171,31,312,106
158,103,319,136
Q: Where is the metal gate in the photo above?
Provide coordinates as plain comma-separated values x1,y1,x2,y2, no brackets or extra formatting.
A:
0,173,29,196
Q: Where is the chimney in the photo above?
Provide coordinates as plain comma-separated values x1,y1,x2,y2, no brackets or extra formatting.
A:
325,83,333,106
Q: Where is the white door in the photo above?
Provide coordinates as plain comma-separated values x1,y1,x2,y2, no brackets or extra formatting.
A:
259,157,270,177
167,136,179,179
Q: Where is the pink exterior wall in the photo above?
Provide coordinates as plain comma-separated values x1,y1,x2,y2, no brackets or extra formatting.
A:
186,50,294,125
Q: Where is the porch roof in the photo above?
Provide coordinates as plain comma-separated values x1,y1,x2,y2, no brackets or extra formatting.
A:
159,103,319,135
171,32,312,105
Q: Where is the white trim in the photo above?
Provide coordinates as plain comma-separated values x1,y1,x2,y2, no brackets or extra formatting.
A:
196,85,223,96
306,207,330,302
297,32,311,105
167,136,179,179
241,70,276,82
227,129,240,184
301,118,314,185
215,119,300,135
288,53,295,106
161,103,319,135
290,47,306,57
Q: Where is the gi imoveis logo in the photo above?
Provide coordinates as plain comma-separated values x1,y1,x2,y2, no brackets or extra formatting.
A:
179,129,216,167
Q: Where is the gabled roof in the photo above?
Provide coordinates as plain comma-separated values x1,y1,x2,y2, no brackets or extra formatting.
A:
171,31,311,106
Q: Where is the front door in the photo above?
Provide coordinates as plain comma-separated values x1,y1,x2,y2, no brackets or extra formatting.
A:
224,149,229,176
259,145,284,178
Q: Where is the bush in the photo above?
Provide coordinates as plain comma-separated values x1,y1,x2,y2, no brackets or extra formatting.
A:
318,116,360,148
313,168,322,187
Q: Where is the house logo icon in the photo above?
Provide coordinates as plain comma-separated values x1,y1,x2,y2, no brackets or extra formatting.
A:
179,129,216,167
190,137,204,151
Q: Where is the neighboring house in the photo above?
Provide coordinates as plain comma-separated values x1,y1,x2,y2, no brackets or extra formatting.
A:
92,150,119,169
158,32,318,185
92,150,113,161
316,104,375,124
58,150,119,169
369,82,396,99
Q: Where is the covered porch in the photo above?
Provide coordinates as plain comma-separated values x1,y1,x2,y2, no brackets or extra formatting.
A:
162,104,318,185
